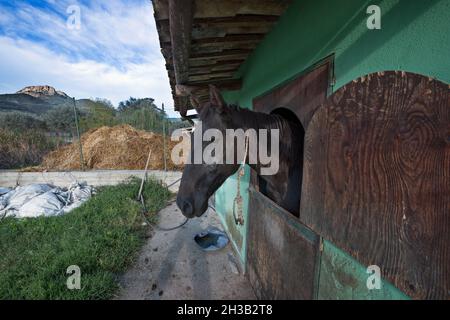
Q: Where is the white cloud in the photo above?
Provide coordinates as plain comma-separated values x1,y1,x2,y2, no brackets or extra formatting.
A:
0,36,176,117
1,0,161,65
0,0,178,117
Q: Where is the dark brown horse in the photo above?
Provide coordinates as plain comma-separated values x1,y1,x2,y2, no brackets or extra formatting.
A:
176,85,303,218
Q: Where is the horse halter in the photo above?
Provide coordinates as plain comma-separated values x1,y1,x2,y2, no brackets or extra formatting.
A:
232,134,249,226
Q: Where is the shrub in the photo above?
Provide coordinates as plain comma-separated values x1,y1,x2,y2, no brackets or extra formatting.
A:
0,129,57,169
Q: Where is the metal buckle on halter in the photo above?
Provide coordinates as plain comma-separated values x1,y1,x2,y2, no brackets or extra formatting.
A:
232,135,249,226
233,194,244,225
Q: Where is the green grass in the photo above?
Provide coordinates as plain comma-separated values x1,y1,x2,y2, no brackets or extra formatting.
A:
0,178,172,300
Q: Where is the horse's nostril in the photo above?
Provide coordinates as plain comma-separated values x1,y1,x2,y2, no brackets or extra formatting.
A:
182,201,194,217
177,198,194,217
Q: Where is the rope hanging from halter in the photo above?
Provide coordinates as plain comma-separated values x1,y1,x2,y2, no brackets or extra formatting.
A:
233,134,249,226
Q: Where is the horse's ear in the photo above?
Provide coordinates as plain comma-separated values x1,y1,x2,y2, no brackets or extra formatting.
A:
209,85,225,109
176,84,203,114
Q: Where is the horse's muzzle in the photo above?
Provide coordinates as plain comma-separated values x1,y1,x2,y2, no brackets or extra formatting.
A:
176,197,194,218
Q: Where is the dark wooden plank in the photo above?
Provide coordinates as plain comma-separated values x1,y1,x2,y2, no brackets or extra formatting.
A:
168,0,194,116
190,42,259,55
186,78,242,91
247,187,320,299
301,71,450,299
168,0,194,83
192,21,274,40
155,19,171,43
252,57,331,224
194,0,292,18
189,58,245,68
188,72,236,82
189,65,240,75
193,14,280,24
189,49,252,61
301,106,327,234
253,62,331,128
192,33,266,45
153,0,169,21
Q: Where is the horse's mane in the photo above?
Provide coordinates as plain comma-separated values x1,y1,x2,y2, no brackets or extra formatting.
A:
204,103,303,164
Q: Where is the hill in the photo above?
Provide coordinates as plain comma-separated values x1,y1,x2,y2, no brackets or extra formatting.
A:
0,85,73,115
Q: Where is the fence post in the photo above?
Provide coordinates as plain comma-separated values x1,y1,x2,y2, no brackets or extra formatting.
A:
162,103,167,172
72,98,85,171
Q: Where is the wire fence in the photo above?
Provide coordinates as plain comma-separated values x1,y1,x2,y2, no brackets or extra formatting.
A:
0,99,190,171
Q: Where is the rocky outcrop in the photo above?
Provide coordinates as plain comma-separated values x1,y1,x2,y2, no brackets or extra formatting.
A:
17,86,69,98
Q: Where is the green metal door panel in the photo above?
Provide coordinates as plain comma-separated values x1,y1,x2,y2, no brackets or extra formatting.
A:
318,240,409,300
215,166,250,265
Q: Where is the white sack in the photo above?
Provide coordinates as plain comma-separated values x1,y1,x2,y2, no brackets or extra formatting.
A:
0,187,11,196
18,190,65,218
0,183,95,218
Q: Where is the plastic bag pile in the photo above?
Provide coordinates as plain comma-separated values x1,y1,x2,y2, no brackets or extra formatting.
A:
0,183,95,218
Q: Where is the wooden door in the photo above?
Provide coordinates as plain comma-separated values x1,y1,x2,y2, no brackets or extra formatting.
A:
247,58,332,299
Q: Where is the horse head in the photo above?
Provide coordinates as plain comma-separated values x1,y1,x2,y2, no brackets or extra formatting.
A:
176,85,242,218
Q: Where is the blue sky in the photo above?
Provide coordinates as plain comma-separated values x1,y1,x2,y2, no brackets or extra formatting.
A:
0,0,177,116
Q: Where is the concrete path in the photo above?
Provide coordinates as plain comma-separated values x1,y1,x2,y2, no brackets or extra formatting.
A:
116,201,256,300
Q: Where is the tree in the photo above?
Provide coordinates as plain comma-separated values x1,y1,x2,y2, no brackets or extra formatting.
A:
79,99,117,131
117,97,155,112
94,98,114,109
43,106,77,133
116,97,169,133
0,112,47,132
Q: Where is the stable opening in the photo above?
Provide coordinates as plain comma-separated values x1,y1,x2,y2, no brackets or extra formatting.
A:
251,57,333,219
258,107,305,217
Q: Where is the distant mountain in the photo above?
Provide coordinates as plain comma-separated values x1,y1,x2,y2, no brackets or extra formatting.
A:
17,85,69,99
0,85,73,115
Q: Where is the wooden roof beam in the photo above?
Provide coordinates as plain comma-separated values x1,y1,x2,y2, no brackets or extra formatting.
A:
168,0,194,116
187,78,242,91
193,14,280,24
189,59,245,68
189,49,252,61
168,0,194,84
188,73,236,82
191,33,265,45
194,0,292,18
189,67,239,76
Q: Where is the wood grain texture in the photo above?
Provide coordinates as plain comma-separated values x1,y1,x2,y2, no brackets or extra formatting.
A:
301,71,450,299
247,186,320,299
253,62,331,128
168,0,194,84
168,0,194,116
252,59,331,217
194,0,291,18
192,17,276,39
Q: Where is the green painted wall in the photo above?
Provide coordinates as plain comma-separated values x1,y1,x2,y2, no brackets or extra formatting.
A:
224,0,450,108
215,0,450,283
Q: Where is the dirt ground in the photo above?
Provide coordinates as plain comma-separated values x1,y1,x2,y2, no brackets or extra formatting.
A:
116,201,256,300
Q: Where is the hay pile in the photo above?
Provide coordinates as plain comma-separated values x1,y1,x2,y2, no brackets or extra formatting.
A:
41,125,184,171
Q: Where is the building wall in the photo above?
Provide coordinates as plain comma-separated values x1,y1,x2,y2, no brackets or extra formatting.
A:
215,0,449,286
0,170,182,192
